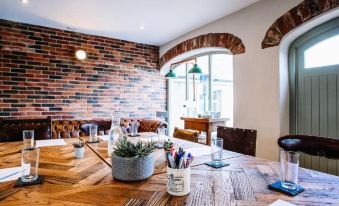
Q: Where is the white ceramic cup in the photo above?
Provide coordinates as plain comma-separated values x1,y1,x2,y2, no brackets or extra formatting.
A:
75,147,85,159
167,167,190,196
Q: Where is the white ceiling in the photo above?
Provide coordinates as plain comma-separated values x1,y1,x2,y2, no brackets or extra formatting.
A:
0,0,258,45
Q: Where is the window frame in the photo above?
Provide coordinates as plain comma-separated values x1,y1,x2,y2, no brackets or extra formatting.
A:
167,51,233,132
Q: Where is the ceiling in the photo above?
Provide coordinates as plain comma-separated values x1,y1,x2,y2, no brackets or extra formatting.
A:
0,0,258,45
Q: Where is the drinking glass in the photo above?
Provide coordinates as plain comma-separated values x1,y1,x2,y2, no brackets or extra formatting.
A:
280,150,299,190
211,138,223,166
21,147,40,182
89,124,98,142
154,127,167,148
130,121,139,136
23,130,35,148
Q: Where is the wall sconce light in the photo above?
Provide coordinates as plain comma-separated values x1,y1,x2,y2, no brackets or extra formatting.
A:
75,49,86,60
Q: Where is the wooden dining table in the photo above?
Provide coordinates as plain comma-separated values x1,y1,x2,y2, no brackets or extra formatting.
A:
1,134,339,205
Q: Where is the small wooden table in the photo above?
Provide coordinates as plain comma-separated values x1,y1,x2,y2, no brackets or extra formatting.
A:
181,117,229,145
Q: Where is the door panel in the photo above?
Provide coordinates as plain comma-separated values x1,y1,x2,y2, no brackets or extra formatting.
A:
294,25,339,175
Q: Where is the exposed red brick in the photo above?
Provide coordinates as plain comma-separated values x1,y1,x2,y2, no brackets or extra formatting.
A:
262,0,339,49
0,19,166,119
160,33,245,67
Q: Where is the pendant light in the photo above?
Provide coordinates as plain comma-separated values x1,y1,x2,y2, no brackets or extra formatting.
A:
165,69,176,78
188,63,202,75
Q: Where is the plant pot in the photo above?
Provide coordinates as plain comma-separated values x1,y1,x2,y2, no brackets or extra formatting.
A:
111,153,154,181
74,147,84,159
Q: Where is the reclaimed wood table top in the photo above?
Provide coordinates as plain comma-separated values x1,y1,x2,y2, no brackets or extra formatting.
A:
1,135,339,205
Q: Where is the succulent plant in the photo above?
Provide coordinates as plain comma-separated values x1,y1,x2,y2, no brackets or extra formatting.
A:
113,136,155,158
163,139,173,151
72,141,85,148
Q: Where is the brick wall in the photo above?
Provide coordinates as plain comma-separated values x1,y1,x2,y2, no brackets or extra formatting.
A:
0,19,166,119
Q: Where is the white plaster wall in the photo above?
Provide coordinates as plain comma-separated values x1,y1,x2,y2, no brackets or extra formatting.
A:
160,0,303,161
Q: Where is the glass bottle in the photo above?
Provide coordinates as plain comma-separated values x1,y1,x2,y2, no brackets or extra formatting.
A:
108,114,123,156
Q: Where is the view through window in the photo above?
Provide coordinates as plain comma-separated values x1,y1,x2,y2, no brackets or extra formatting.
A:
168,52,233,135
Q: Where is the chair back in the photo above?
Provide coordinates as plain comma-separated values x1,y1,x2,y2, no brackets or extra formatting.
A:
217,126,257,156
0,117,51,142
173,127,200,142
278,135,339,159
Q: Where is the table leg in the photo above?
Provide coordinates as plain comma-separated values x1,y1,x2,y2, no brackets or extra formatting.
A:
206,131,211,146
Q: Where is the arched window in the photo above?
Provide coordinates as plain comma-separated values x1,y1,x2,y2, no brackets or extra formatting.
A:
168,52,233,136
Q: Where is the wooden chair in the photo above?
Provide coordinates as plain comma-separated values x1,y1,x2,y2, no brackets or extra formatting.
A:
217,126,257,156
173,127,200,143
278,135,339,159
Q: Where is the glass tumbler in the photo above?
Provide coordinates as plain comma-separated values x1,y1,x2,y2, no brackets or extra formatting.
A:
23,130,35,148
21,147,40,182
154,127,167,148
130,121,139,136
280,150,299,190
89,124,98,142
211,138,223,165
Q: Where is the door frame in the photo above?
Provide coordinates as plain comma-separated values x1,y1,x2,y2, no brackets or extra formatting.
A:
288,17,339,134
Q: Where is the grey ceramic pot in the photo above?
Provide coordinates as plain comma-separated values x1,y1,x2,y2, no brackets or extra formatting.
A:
111,153,154,181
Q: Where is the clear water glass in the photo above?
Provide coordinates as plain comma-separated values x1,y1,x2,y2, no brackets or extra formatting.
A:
280,150,299,190
155,127,167,148
89,124,98,142
130,121,139,136
21,147,40,182
23,130,35,148
211,138,223,165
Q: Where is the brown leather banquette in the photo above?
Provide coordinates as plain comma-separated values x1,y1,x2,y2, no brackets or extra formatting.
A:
0,117,52,142
51,119,112,139
120,118,168,133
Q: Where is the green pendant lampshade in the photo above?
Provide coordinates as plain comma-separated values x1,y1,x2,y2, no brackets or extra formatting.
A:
188,63,202,75
165,69,176,78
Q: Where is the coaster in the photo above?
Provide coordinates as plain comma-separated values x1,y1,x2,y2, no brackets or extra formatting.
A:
128,134,141,137
204,161,229,168
268,181,304,196
14,176,44,188
86,140,100,144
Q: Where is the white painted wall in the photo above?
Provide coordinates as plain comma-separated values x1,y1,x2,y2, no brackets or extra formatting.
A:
160,0,303,161
161,0,339,161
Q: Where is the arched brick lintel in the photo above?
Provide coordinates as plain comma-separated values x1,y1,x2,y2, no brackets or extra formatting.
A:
160,33,245,67
262,0,339,49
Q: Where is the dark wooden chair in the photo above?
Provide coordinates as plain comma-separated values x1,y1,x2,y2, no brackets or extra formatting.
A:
278,135,339,159
173,127,200,143
217,126,257,156
0,117,52,142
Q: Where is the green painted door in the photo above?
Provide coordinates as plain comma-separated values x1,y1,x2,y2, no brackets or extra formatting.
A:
290,18,339,175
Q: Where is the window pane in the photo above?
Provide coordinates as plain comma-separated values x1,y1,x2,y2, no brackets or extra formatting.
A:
168,63,187,135
211,53,233,126
304,34,339,68
188,55,209,115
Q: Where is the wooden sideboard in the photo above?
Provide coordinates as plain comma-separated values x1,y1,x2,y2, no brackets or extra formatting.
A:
180,117,229,145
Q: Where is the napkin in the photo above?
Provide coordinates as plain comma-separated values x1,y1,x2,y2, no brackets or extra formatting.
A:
0,167,22,182
35,139,66,147
269,200,296,206
98,135,110,141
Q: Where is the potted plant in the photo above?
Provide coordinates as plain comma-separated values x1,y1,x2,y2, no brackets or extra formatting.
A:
72,141,85,159
163,139,173,153
111,136,155,181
